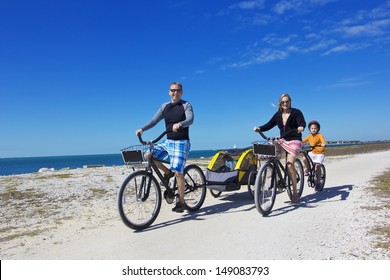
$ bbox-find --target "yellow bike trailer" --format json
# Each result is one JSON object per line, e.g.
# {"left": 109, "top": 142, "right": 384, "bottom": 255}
{"left": 205, "top": 147, "right": 258, "bottom": 198}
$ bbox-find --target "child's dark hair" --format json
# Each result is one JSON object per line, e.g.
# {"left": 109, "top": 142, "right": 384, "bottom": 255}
{"left": 308, "top": 120, "right": 320, "bottom": 131}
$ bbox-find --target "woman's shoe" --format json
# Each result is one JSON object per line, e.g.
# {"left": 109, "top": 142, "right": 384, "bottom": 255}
{"left": 315, "top": 183, "right": 322, "bottom": 191}
{"left": 291, "top": 195, "right": 300, "bottom": 204}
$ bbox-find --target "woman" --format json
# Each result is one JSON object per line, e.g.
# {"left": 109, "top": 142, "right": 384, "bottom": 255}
{"left": 254, "top": 93, "right": 306, "bottom": 202}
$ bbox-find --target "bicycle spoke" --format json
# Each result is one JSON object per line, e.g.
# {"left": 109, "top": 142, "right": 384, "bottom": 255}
{"left": 117, "top": 171, "right": 161, "bottom": 230}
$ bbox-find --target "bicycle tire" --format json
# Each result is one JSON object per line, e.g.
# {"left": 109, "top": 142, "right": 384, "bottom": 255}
{"left": 247, "top": 169, "right": 257, "bottom": 199}
{"left": 254, "top": 162, "right": 277, "bottom": 216}
{"left": 117, "top": 170, "right": 162, "bottom": 230}
{"left": 307, "top": 170, "right": 316, "bottom": 188}
{"left": 182, "top": 164, "right": 206, "bottom": 211}
{"left": 210, "top": 189, "right": 222, "bottom": 198}
{"left": 286, "top": 158, "right": 304, "bottom": 200}
{"left": 315, "top": 164, "right": 326, "bottom": 191}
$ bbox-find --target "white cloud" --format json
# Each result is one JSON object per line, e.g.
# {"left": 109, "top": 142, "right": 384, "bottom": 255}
{"left": 273, "top": 0, "right": 337, "bottom": 15}
{"left": 321, "top": 77, "right": 371, "bottom": 89}
{"left": 321, "top": 42, "right": 370, "bottom": 56}
{"left": 321, "top": 44, "right": 350, "bottom": 55}
{"left": 228, "top": 48, "right": 289, "bottom": 68}
{"left": 229, "top": 0, "right": 265, "bottom": 10}
{"left": 336, "top": 19, "right": 390, "bottom": 37}
{"left": 273, "top": 0, "right": 296, "bottom": 14}
{"left": 263, "top": 33, "right": 298, "bottom": 45}
{"left": 216, "top": 0, "right": 390, "bottom": 70}
{"left": 301, "top": 39, "right": 337, "bottom": 53}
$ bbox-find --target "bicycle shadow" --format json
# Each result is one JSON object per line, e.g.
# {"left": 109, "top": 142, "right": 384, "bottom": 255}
{"left": 135, "top": 191, "right": 256, "bottom": 233}
{"left": 268, "top": 184, "right": 354, "bottom": 217}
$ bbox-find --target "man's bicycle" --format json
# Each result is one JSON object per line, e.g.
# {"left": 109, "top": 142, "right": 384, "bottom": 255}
{"left": 252, "top": 130, "right": 304, "bottom": 216}
{"left": 300, "top": 145, "right": 326, "bottom": 191}
{"left": 117, "top": 131, "right": 206, "bottom": 230}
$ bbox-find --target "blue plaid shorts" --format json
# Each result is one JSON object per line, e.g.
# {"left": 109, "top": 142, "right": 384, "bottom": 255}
{"left": 151, "top": 139, "right": 191, "bottom": 173}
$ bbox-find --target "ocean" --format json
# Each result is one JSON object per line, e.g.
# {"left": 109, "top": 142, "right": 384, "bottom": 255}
{"left": 0, "top": 150, "right": 217, "bottom": 176}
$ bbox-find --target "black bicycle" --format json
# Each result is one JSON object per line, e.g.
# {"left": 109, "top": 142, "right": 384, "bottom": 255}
{"left": 300, "top": 145, "right": 326, "bottom": 191}
{"left": 117, "top": 131, "right": 207, "bottom": 230}
{"left": 252, "top": 130, "right": 304, "bottom": 216}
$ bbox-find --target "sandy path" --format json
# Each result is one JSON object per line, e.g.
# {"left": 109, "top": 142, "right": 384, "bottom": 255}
{"left": 1, "top": 151, "right": 390, "bottom": 260}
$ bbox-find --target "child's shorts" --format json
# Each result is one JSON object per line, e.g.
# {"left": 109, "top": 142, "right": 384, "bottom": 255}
{"left": 308, "top": 152, "right": 325, "bottom": 164}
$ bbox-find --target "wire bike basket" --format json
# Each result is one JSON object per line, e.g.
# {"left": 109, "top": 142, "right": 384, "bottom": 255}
{"left": 252, "top": 141, "right": 277, "bottom": 160}
{"left": 121, "top": 144, "right": 149, "bottom": 168}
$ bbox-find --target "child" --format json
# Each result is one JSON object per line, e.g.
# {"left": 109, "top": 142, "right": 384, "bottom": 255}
{"left": 222, "top": 154, "right": 235, "bottom": 171}
{"left": 302, "top": 120, "right": 326, "bottom": 190}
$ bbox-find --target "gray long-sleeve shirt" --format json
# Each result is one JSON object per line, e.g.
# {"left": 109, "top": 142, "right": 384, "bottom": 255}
{"left": 141, "top": 99, "right": 194, "bottom": 140}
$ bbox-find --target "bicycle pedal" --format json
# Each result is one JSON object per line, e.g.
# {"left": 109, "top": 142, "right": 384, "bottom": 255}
{"left": 163, "top": 190, "right": 175, "bottom": 204}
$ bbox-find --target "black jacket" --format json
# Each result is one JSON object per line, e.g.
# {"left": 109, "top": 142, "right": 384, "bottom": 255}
{"left": 259, "top": 108, "right": 306, "bottom": 141}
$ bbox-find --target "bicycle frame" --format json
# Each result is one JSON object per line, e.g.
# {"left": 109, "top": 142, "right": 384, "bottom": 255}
{"left": 146, "top": 157, "right": 177, "bottom": 198}
{"left": 137, "top": 130, "right": 201, "bottom": 200}
{"left": 254, "top": 129, "right": 305, "bottom": 202}
{"left": 300, "top": 146, "right": 326, "bottom": 191}
{"left": 118, "top": 130, "right": 207, "bottom": 230}
{"left": 137, "top": 130, "right": 178, "bottom": 200}
{"left": 301, "top": 149, "right": 316, "bottom": 172}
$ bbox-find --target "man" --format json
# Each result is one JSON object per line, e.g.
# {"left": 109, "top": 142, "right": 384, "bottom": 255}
{"left": 135, "top": 82, "right": 194, "bottom": 212}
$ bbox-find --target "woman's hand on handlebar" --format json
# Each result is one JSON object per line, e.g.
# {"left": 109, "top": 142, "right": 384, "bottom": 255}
{"left": 297, "top": 126, "right": 304, "bottom": 133}
{"left": 253, "top": 126, "right": 261, "bottom": 133}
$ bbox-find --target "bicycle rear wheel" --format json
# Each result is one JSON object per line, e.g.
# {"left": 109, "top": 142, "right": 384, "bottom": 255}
{"left": 182, "top": 164, "right": 206, "bottom": 211}
{"left": 117, "top": 170, "right": 162, "bottom": 230}
{"left": 286, "top": 158, "right": 304, "bottom": 200}
{"left": 254, "top": 162, "right": 277, "bottom": 216}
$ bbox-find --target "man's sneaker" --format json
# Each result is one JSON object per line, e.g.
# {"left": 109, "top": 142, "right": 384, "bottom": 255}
{"left": 160, "top": 170, "right": 175, "bottom": 186}
{"left": 172, "top": 201, "right": 186, "bottom": 213}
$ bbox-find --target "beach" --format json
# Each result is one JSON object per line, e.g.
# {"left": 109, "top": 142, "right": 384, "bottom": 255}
{"left": 1, "top": 150, "right": 390, "bottom": 260}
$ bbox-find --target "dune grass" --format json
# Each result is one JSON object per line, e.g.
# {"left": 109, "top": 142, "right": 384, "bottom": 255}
{"left": 368, "top": 167, "right": 390, "bottom": 250}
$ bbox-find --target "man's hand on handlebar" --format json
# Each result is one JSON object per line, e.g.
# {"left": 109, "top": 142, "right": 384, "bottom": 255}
{"left": 135, "top": 129, "right": 143, "bottom": 136}
{"left": 172, "top": 123, "right": 182, "bottom": 132}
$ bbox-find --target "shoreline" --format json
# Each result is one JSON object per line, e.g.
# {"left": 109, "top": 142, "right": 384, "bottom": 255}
{"left": 0, "top": 142, "right": 390, "bottom": 178}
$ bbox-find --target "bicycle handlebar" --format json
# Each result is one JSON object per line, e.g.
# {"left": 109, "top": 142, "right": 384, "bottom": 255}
{"left": 302, "top": 144, "right": 325, "bottom": 151}
{"left": 137, "top": 130, "right": 171, "bottom": 145}
{"left": 255, "top": 128, "right": 298, "bottom": 141}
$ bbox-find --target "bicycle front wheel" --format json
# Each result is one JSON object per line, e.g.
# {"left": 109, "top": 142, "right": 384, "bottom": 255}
{"left": 254, "top": 162, "right": 277, "bottom": 216}
{"left": 286, "top": 158, "right": 304, "bottom": 200}
{"left": 315, "top": 164, "right": 326, "bottom": 191}
{"left": 183, "top": 164, "right": 206, "bottom": 211}
{"left": 117, "top": 170, "right": 162, "bottom": 230}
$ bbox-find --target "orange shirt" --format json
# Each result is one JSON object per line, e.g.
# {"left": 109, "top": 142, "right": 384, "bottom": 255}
{"left": 302, "top": 133, "right": 326, "bottom": 154}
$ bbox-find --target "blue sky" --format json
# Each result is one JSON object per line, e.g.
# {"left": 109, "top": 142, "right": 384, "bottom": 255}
{"left": 1, "top": 0, "right": 390, "bottom": 158}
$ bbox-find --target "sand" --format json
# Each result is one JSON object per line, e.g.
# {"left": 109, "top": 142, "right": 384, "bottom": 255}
{"left": 1, "top": 151, "right": 390, "bottom": 260}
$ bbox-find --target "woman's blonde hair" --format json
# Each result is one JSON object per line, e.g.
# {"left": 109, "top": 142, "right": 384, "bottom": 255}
{"left": 278, "top": 93, "right": 291, "bottom": 112}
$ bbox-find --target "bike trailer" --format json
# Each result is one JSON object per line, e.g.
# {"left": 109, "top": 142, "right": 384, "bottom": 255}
{"left": 205, "top": 148, "right": 257, "bottom": 192}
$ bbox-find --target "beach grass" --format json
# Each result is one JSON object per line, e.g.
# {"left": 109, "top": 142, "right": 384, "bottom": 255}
{"left": 324, "top": 142, "right": 390, "bottom": 157}
{"left": 367, "top": 168, "right": 390, "bottom": 250}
